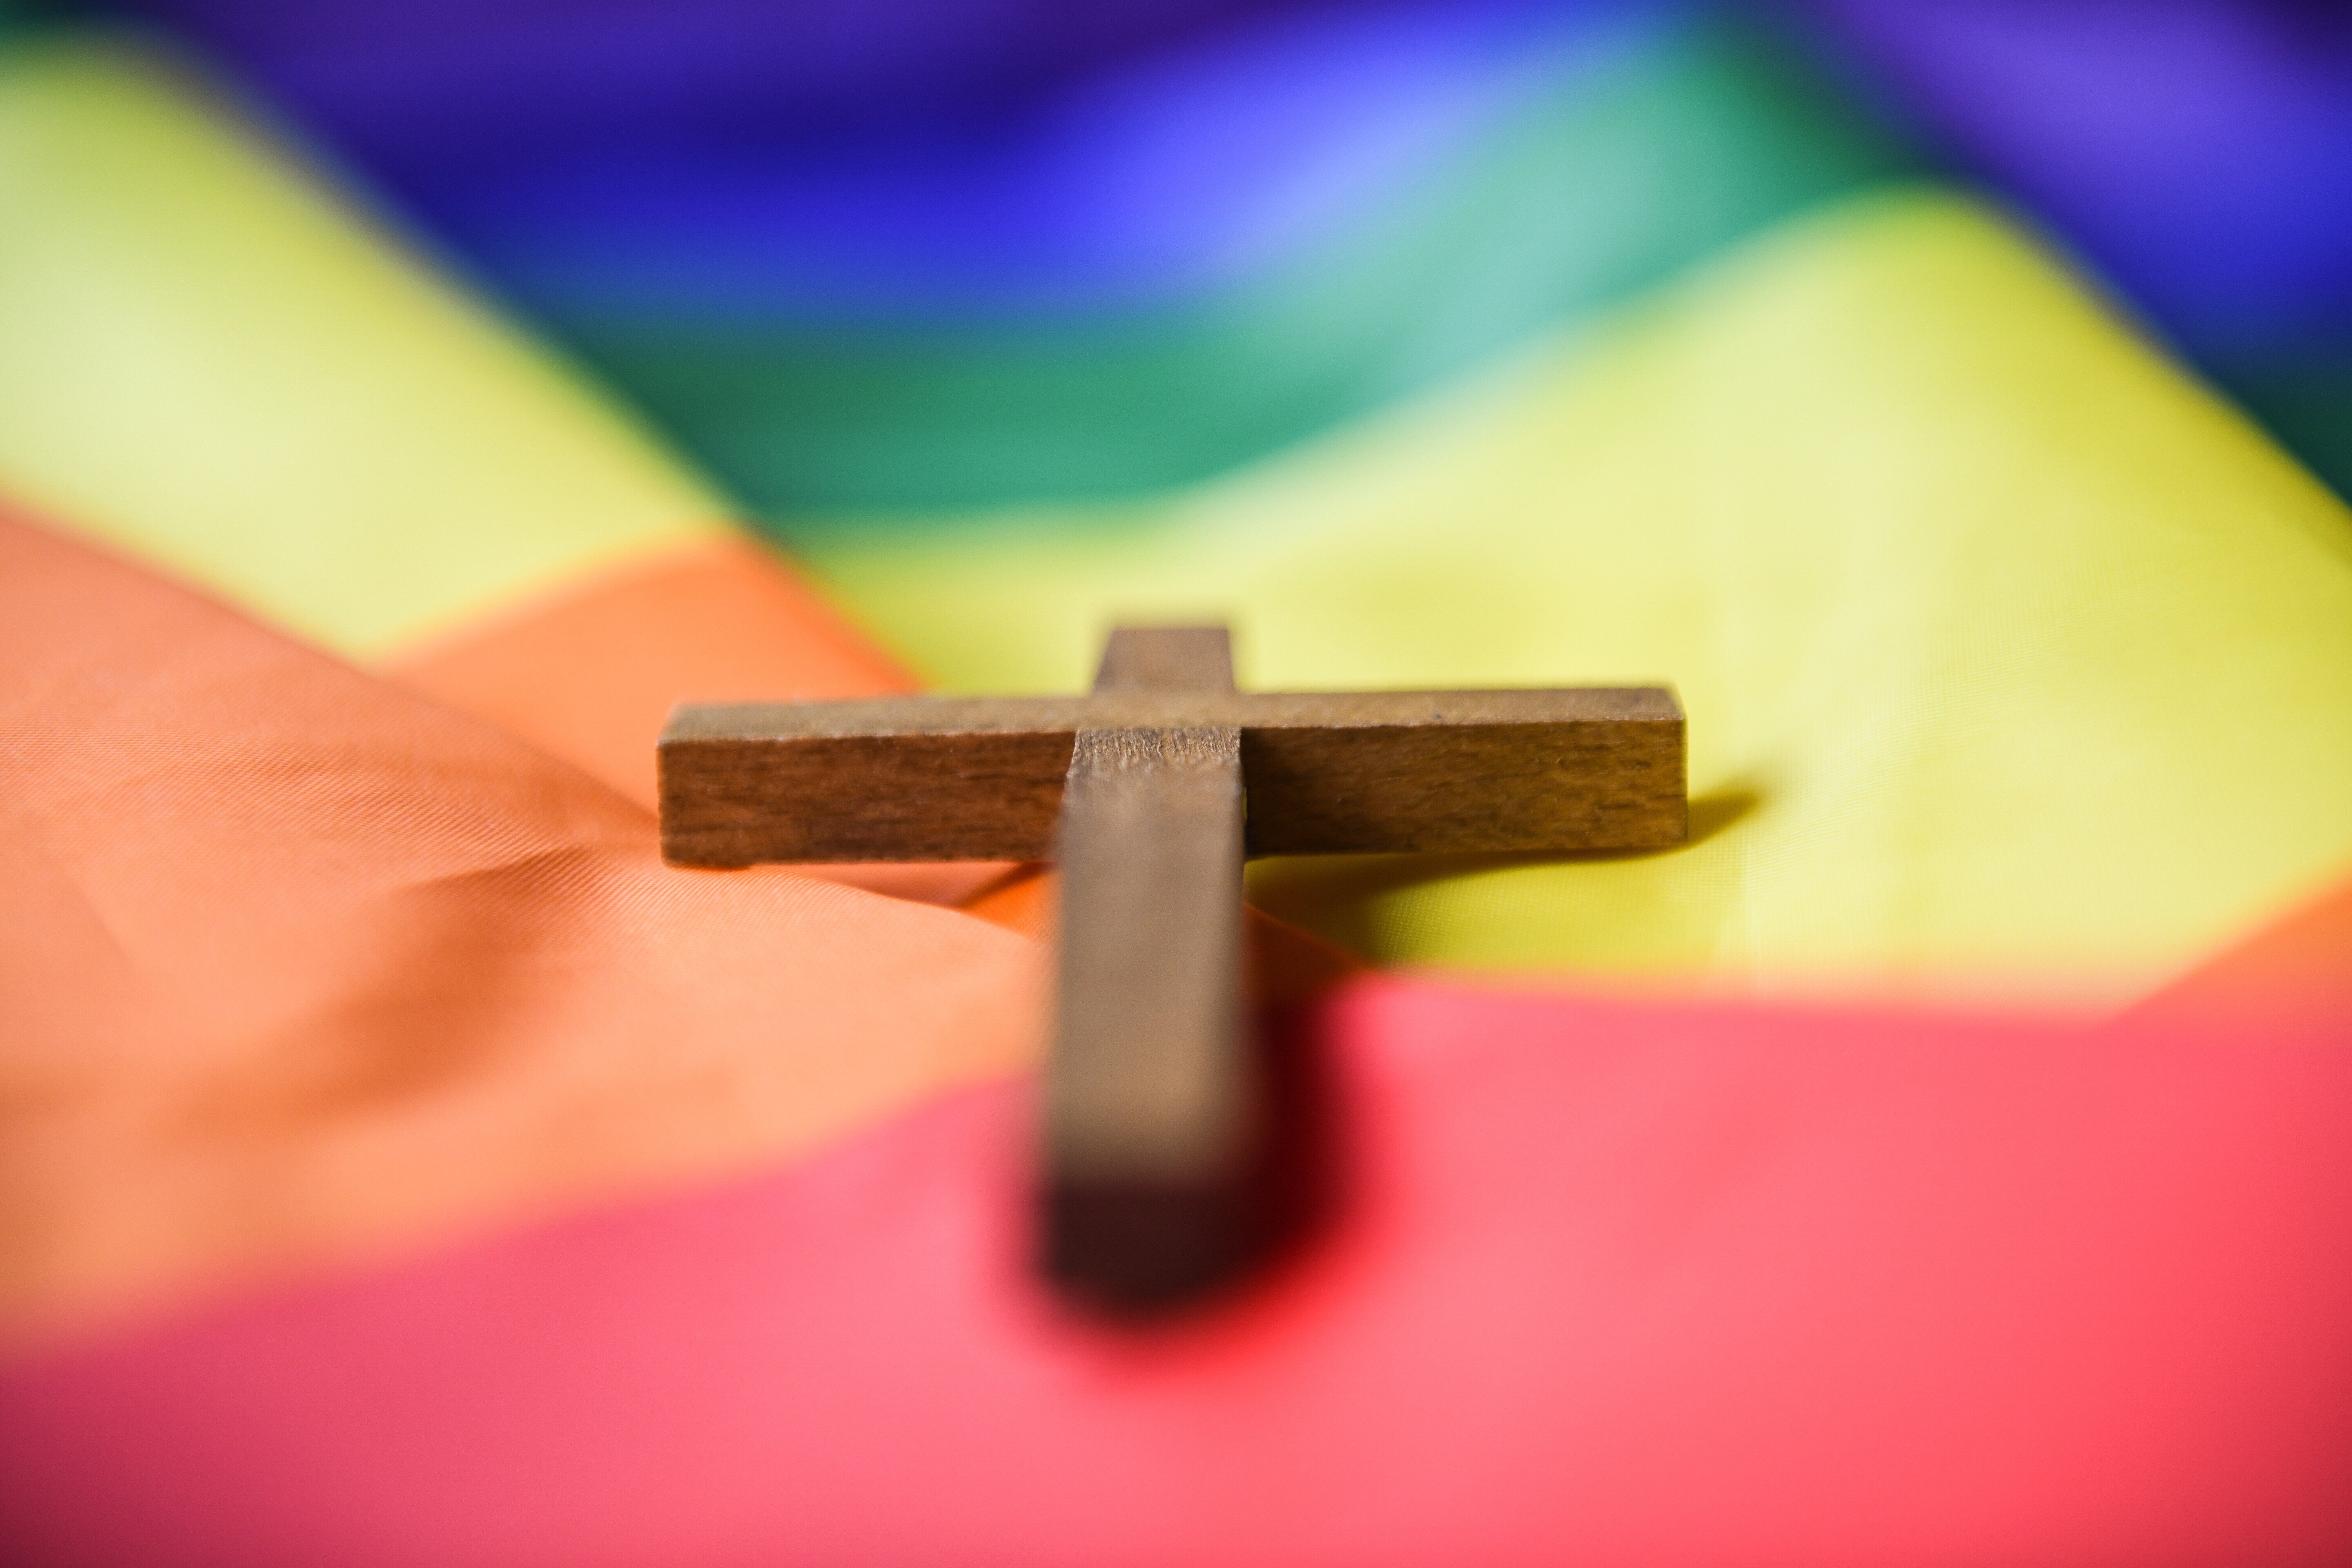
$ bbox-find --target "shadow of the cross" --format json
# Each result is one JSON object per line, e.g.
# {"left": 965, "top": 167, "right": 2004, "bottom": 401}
{"left": 1243, "top": 787, "right": 1760, "bottom": 959}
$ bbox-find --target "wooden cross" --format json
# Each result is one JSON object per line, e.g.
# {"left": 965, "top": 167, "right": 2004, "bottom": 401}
{"left": 659, "top": 626, "right": 1684, "bottom": 1309}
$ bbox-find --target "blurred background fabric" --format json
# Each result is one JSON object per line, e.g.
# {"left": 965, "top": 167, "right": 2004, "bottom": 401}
{"left": 2, "top": 3, "right": 2350, "bottom": 1563}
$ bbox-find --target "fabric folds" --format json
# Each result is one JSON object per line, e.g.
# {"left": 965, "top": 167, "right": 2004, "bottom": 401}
{"left": 0, "top": 508, "right": 1043, "bottom": 1345}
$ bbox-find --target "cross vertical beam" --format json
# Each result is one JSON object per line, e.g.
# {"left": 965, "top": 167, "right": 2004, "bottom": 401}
{"left": 1046, "top": 629, "right": 1256, "bottom": 1308}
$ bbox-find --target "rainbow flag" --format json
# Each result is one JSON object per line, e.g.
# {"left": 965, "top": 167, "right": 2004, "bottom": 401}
{"left": 3, "top": 3, "right": 2350, "bottom": 1561}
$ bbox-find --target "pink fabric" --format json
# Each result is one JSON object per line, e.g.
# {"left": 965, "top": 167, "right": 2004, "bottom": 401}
{"left": 4, "top": 970, "right": 2348, "bottom": 1566}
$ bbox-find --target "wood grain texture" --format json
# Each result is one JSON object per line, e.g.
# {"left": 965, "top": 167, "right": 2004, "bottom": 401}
{"left": 1047, "top": 723, "right": 1249, "bottom": 1182}
{"left": 659, "top": 688, "right": 1684, "bottom": 866}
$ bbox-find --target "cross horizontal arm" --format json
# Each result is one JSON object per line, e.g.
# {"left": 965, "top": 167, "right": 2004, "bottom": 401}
{"left": 660, "top": 687, "right": 1684, "bottom": 865}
